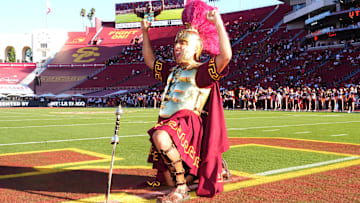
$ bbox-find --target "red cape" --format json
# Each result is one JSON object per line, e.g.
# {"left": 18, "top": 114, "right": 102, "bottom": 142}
{"left": 197, "top": 81, "right": 229, "bottom": 197}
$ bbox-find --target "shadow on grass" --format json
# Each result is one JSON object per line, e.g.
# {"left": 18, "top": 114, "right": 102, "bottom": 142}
{"left": 0, "top": 165, "right": 161, "bottom": 202}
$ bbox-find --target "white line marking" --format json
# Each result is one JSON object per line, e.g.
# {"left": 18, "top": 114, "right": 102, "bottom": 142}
{"left": 255, "top": 156, "right": 359, "bottom": 176}
{"left": 262, "top": 129, "right": 280, "bottom": 132}
{"left": 0, "top": 121, "right": 155, "bottom": 129}
{"left": 228, "top": 121, "right": 360, "bottom": 131}
{"left": 0, "top": 123, "right": 114, "bottom": 129}
{"left": 227, "top": 117, "right": 287, "bottom": 120}
{"left": 0, "top": 118, "right": 93, "bottom": 122}
{"left": 295, "top": 131, "right": 311, "bottom": 134}
{"left": 331, "top": 134, "right": 348, "bottom": 137}
{"left": 0, "top": 135, "right": 148, "bottom": 146}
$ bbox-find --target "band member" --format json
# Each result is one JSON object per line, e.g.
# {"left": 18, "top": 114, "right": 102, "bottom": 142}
{"left": 133, "top": 0, "right": 164, "bottom": 22}
{"left": 251, "top": 88, "right": 258, "bottom": 111}
{"left": 348, "top": 86, "right": 356, "bottom": 113}
{"left": 311, "top": 89, "right": 317, "bottom": 111}
{"left": 140, "top": 0, "right": 232, "bottom": 201}
{"left": 325, "top": 89, "right": 331, "bottom": 111}
{"left": 331, "top": 88, "right": 337, "bottom": 112}
{"left": 275, "top": 90, "right": 282, "bottom": 111}
{"left": 338, "top": 88, "right": 345, "bottom": 112}
{"left": 289, "top": 88, "right": 295, "bottom": 111}
{"left": 284, "top": 87, "right": 289, "bottom": 111}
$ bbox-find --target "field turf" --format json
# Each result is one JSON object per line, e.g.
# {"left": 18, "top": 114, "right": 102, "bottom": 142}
{"left": 0, "top": 108, "right": 359, "bottom": 202}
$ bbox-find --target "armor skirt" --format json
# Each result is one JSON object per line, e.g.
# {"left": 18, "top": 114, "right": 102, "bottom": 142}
{"left": 147, "top": 109, "right": 204, "bottom": 182}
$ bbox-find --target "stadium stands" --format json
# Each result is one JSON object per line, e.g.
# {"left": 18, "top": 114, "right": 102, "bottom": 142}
{"left": 0, "top": 63, "right": 36, "bottom": 85}
{"left": 27, "top": 3, "right": 358, "bottom": 102}
{"left": 32, "top": 65, "right": 102, "bottom": 94}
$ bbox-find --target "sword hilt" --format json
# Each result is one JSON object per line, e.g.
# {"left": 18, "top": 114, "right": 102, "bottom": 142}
{"left": 111, "top": 105, "right": 122, "bottom": 145}
{"left": 115, "top": 104, "right": 123, "bottom": 116}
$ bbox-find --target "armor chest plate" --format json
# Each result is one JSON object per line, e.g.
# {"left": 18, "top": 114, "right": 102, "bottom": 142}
{"left": 159, "top": 67, "right": 211, "bottom": 118}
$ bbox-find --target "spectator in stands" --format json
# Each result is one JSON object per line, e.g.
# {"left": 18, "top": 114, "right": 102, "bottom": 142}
{"left": 140, "top": 0, "right": 232, "bottom": 202}
{"left": 133, "top": 0, "right": 164, "bottom": 22}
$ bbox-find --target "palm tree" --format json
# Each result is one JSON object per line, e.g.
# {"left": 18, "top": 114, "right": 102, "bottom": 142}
{"left": 87, "top": 8, "right": 96, "bottom": 27}
{"left": 8, "top": 48, "right": 16, "bottom": 62}
{"left": 80, "top": 8, "right": 86, "bottom": 30}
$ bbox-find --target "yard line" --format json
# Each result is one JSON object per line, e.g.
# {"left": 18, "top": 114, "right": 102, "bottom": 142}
{"left": 0, "top": 121, "right": 155, "bottom": 129}
{"left": 0, "top": 123, "right": 114, "bottom": 129}
{"left": 227, "top": 116, "right": 288, "bottom": 120}
{"left": 228, "top": 120, "right": 360, "bottom": 131}
{"left": 262, "top": 129, "right": 280, "bottom": 132}
{"left": 0, "top": 115, "right": 57, "bottom": 118}
{"left": 293, "top": 114, "right": 342, "bottom": 117}
{"left": 294, "top": 131, "right": 311, "bottom": 134}
{"left": 121, "top": 121, "right": 154, "bottom": 123}
{"left": 255, "top": 156, "right": 359, "bottom": 176}
{"left": 0, "top": 134, "right": 148, "bottom": 146}
{"left": 331, "top": 134, "right": 348, "bottom": 137}
{"left": 0, "top": 118, "right": 93, "bottom": 122}
{"left": 0, "top": 117, "right": 154, "bottom": 122}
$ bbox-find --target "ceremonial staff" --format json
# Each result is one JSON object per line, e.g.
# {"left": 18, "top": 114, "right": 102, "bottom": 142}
{"left": 106, "top": 105, "right": 123, "bottom": 203}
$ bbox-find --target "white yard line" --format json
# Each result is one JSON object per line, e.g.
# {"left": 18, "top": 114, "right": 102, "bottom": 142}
{"left": 0, "top": 118, "right": 92, "bottom": 122}
{"left": 228, "top": 120, "right": 360, "bottom": 131}
{"left": 294, "top": 131, "right": 311, "bottom": 134}
{"left": 0, "top": 115, "right": 57, "bottom": 118}
{"left": 227, "top": 116, "right": 288, "bottom": 120}
{"left": 0, "top": 121, "right": 155, "bottom": 129}
{"left": 0, "top": 134, "right": 148, "bottom": 146}
{"left": 255, "top": 156, "right": 359, "bottom": 176}
{"left": 0, "top": 123, "right": 114, "bottom": 129}
{"left": 262, "top": 129, "right": 280, "bottom": 132}
{"left": 331, "top": 134, "right": 348, "bottom": 137}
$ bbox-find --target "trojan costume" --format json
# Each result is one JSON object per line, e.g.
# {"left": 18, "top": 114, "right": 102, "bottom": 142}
{"left": 147, "top": 0, "right": 230, "bottom": 198}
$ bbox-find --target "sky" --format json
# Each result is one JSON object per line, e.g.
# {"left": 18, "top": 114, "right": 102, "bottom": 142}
{"left": 0, "top": 0, "right": 282, "bottom": 34}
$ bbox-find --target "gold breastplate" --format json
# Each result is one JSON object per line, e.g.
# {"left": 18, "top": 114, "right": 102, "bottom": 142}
{"left": 159, "top": 67, "right": 211, "bottom": 118}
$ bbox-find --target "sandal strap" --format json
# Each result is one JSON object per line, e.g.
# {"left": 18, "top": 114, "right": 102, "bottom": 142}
{"left": 175, "top": 181, "right": 186, "bottom": 186}
{"left": 171, "top": 169, "right": 185, "bottom": 176}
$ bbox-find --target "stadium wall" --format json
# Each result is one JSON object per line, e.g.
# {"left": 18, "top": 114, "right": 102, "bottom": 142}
{"left": 0, "top": 29, "right": 67, "bottom": 65}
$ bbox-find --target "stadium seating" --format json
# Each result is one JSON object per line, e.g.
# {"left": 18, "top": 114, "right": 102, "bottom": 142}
{"left": 32, "top": 65, "right": 102, "bottom": 94}
{"left": 33, "top": 4, "right": 359, "bottom": 96}
{"left": 72, "top": 64, "right": 154, "bottom": 90}
{"left": 0, "top": 63, "right": 36, "bottom": 85}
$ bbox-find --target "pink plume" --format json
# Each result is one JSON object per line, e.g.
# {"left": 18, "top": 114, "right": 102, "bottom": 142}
{"left": 182, "top": 0, "right": 220, "bottom": 55}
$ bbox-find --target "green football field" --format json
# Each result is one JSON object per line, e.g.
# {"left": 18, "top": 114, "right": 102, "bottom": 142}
{"left": 1, "top": 107, "right": 359, "bottom": 202}
{"left": 0, "top": 107, "right": 359, "bottom": 172}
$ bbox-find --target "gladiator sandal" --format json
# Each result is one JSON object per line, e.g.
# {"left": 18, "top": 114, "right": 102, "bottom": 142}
{"left": 157, "top": 144, "right": 190, "bottom": 203}
{"left": 222, "top": 158, "right": 231, "bottom": 181}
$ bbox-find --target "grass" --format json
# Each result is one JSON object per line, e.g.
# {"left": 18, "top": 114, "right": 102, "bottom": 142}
{"left": 0, "top": 107, "right": 359, "bottom": 172}
{"left": 225, "top": 145, "right": 349, "bottom": 174}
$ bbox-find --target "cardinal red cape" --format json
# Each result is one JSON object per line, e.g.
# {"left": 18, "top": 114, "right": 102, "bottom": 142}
{"left": 197, "top": 71, "right": 229, "bottom": 197}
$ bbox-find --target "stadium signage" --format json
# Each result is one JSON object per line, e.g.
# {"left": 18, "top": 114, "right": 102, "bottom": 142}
{"left": 72, "top": 47, "right": 100, "bottom": 63}
{"left": 109, "top": 30, "right": 139, "bottom": 39}
{"left": 0, "top": 101, "right": 29, "bottom": 107}
{"left": 305, "top": 11, "right": 330, "bottom": 25}
{"left": 116, "top": 22, "right": 141, "bottom": 29}
{"left": 349, "top": 9, "right": 360, "bottom": 19}
{"left": 48, "top": 101, "right": 86, "bottom": 107}
{"left": 115, "top": 19, "right": 182, "bottom": 29}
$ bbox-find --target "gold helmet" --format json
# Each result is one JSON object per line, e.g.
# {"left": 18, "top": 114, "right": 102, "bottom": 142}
{"left": 174, "top": 25, "right": 203, "bottom": 63}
